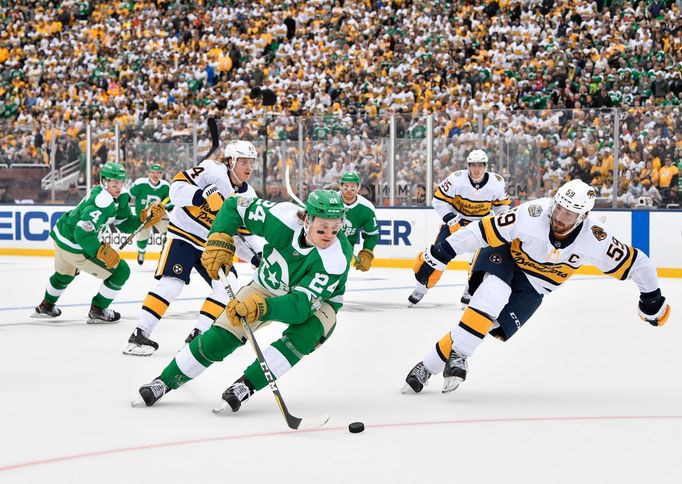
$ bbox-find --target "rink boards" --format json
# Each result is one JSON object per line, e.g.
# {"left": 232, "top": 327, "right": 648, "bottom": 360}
{"left": 0, "top": 205, "right": 680, "bottom": 276}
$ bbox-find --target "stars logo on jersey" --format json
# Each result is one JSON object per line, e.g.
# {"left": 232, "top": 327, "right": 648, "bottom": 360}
{"left": 527, "top": 204, "right": 543, "bottom": 217}
{"left": 591, "top": 226, "right": 607, "bottom": 241}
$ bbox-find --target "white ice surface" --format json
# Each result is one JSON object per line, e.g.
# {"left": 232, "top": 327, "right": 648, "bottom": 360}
{"left": 0, "top": 256, "right": 681, "bottom": 483}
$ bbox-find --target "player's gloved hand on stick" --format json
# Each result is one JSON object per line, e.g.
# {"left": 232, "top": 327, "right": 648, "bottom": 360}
{"left": 354, "top": 249, "right": 374, "bottom": 272}
{"left": 227, "top": 292, "right": 267, "bottom": 326}
{"left": 413, "top": 243, "right": 456, "bottom": 288}
{"left": 250, "top": 251, "right": 263, "bottom": 268}
{"left": 141, "top": 202, "right": 165, "bottom": 228}
{"left": 638, "top": 288, "right": 671, "bottom": 326}
{"left": 201, "top": 233, "right": 235, "bottom": 280}
{"left": 443, "top": 212, "right": 462, "bottom": 234}
{"left": 192, "top": 184, "right": 223, "bottom": 212}
{"left": 96, "top": 243, "right": 120, "bottom": 269}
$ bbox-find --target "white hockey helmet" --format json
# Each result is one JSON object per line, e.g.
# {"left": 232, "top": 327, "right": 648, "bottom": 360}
{"left": 467, "top": 149, "right": 489, "bottom": 165}
{"left": 551, "top": 179, "right": 596, "bottom": 233}
{"left": 223, "top": 140, "right": 257, "bottom": 169}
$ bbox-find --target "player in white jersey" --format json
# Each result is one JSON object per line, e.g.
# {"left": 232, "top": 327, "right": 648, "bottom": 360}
{"left": 123, "top": 140, "right": 263, "bottom": 356}
{"left": 408, "top": 149, "right": 510, "bottom": 306}
{"left": 402, "top": 179, "right": 671, "bottom": 394}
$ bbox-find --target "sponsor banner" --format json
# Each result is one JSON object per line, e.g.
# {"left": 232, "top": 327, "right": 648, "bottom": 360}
{"left": 0, "top": 205, "right": 680, "bottom": 271}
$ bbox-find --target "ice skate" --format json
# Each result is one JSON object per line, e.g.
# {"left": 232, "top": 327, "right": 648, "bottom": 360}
{"left": 442, "top": 349, "right": 468, "bottom": 393}
{"left": 408, "top": 282, "right": 428, "bottom": 307}
{"left": 87, "top": 305, "right": 121, "bottom": 324}
{"left": 132, "top": 378, "right": 169, "bottom": 407}
{"left": 401, "top": 362, "right": 432, "bottom": 394}
{"left": 212, "top": 380, "right": 254, "bottom": 414}
{"left": 31, "top": 301, "right": 62, "bottom": 319}
{"left": 123, "top": 328, "right": 159, "bottom": 356}
{"left": 184, "top": 328, "right": 201, "bottom": 344}
{"left": 460, "top": 288, "right": 471, "bottom": 309}
{"left": 137, "top": 252, "right": 145, "bottom": 265}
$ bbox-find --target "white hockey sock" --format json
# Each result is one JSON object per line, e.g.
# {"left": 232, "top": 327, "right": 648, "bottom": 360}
{"left": 138, "top": 277, "right": 184, "bottom": 335}
{"left": 194, "top": 273, "right": 231, "bottom": 332}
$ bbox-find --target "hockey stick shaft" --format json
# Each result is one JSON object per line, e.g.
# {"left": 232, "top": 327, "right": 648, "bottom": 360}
{"left": 218, "top": 270, "right": 329, "bottom": 430}
{"left": 119, "top": 196, "right": 170, "bottom": 250}
{"left": 284, "top": 165, "right": 305, "bottom": 207}
{"left": 199, "top": 117, "right": 220, "bottom": 162}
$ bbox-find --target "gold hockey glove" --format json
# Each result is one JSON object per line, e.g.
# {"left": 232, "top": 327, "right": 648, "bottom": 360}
{"left": 141, "top": 202, "right": 165, "bottom": 228}
{"left": 96, "top": 243, "right": 120, "bottom": 269}
{"left": 227, "top": 292, "right": 267, "bottom": 326}
{"left": 201, "top": 233, "right": 236, "bottom": 280}
{"left": 354, "top": 248, "right": 374, "bottom": 272}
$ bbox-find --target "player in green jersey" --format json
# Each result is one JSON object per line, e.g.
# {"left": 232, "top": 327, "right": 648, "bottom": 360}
{"left": 338, "top": 171, "right": 378, "bottom": 272}
{"left": 134, "top": 190, "right": 353, "bottom": 412}
{"left": 32, "top": 162, "right": 164, "bottom": 323}
{"left": 129, "top": 163, "right": 173, "bottom": 265}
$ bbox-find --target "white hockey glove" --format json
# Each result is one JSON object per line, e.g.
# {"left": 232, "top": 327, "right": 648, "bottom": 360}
{"left": 638, "top": 289, "right": 671, "bottom": 327}
{"left": 443, "top": 212, "right": 463, "bottom": 234}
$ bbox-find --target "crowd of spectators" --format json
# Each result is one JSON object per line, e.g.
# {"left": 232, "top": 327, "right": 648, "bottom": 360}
{"left": 0, "top": 0, "right": 680, "bottom": 206}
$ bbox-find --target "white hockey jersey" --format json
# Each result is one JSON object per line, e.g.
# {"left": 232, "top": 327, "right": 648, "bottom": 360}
{"left": 167, "top": 160, "right": 260, "bottom": 259}
{"left": 444, "top": 198, "right": 659, "bottom": 296}
{"left": 433, "top": 171, "right": 510, "bottom": 226}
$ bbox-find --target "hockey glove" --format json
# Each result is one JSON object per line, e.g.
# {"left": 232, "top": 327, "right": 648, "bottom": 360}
{"left": 96, "top": 243, "right": 120, "bottom": 269}
{"left": 227, "top": 292, "right": 267, "bottom": 326}
{"left": 197, "top": 184, "right": 224, "bottom": 212}
{"left": 413, "top": 243, "right": 456, "bottom": 288}
{"left": 638, "top": 289, "right": 671, "bottom": 327}
{"left": 201, "top": 233, "right": 236, "bottom": 280}
{"left": 250, "top": 251, "right": 263, "bottom": 268}
{"left": 141, "top": 202, "right": 165, "bottom": 228}
{"left": 354, "top": 248, "right": 374, "bottom": 272}
{"left": 443, "top": 212, "right": 463, "bottom": 234}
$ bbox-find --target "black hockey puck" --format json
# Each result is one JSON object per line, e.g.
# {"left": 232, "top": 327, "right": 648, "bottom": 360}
{"left": 348, "top": 422, "right": 365, "bottom": 433}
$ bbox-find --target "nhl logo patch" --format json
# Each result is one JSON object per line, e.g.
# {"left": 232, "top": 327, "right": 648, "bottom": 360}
{"left": 489, "top": 254, "right": 502, "bottom": 264}
{"left": 172, "top": 264, "right": 183, "bottom": 274}
{"left": 237, "top": 196, "right": 254, "bottom": 207}
{"left": 527, "top": 204, "right": 543, "bottom": 217}
{"left": 591, "top": 225, "right": 607, "bottom": 241}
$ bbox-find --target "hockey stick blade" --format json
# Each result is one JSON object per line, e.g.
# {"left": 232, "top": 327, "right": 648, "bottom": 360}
{"left": 218, "top": 270, "right": 330, "bottom": 430}
{"left": 199, "top": 117, "right": 220, "bottom": 162}
{"left": 284, "top": 165, "right": 305, "bottom": 207}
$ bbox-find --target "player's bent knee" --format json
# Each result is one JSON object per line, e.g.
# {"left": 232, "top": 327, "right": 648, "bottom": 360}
{"left": 194, "top": 326, "right": 242, "bottom": 363}
{"left": 468, "top": 273, "right": 512, "bottom": 320}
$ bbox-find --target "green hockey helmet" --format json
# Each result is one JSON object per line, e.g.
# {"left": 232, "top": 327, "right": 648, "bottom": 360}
{"left": 305, "top": 190, "right": 346, "bottom": 219}
{"left": 340, "top": 170, "right": 361, "bottom": 185}
{"left": 100, "top": 162, "right": 127, "bottom": 181}
{"left": 148, "top": 163, "right": 162, "bottom": 172}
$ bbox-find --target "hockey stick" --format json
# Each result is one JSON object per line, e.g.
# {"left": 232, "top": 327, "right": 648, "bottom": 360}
{"left": 198, "top": 117, "right": 220, "bottom": 163}
{"left": 217, "top": 270, "right": 330, "bottom": 430}
{"left": 235, "top": 232, "right": 262, "bottom": 267}
{"left": 119, "top": 196, "right": 170, "bottom": 250}
{"left": 284, "top": 164, "right": 305, "bottom": 207}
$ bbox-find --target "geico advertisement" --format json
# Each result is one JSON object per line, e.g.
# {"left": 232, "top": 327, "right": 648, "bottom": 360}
{"left": 0, "top": 205, "right": 430, "bottom": 253}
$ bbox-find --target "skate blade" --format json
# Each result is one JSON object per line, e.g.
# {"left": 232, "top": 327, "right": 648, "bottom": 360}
{"left": 212, "top": 400, "right": 232, "bottom": 414}
{"left": 442, "top": 376, "right": 463, "bottom": 394}
{"left": 131, "top": 396, "right": 146, "bottom": 407}
{"left": 122, "top": 344, "right": 156, "bottom": 357}
{"left": 87, "top": 318, "right": 120, "bottom": 324}
{"left": 401, "top": 383, "right": 417, "bottom": 394}
{"left": 30, "top": 313, "right": 57, "bottom": 319}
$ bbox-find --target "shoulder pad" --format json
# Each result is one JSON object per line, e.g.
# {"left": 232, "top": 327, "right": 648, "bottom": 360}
{"left": 357, "top": 195, "right": 376, "bottom": 210}
{"left": 95, "top": 189, "right": 114, "bottom": 209}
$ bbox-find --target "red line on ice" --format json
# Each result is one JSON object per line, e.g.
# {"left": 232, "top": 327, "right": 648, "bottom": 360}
{"left": 2, "top": 414, "right": 681, "bottom": 472}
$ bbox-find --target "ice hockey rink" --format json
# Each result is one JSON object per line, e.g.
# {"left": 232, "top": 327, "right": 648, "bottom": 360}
{"left": 1, "top": 256, "right": 681, "bottom": 483}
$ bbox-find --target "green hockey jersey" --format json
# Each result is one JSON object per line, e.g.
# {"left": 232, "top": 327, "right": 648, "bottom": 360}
{"left": 210, "top": 197, "right": 353, "bottom": 324}
{"left": 129, "top": 177, "right": 173, "bottom": 215}
{"left": 51, "top": 186, "right": 141, "bottom": 257}
{"left": 340, "top": 194, "right": 378, "bottom": 250}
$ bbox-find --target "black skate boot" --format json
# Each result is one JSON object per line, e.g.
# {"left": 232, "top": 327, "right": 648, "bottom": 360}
{"left": 213, "top": 377, "right": 255, "bottom": 414}
{"left": 184, "top": 328, "right": 202, "bottom": 344}
{"left": 123, "top": 328, "right": 159, "bottom": 356}
{"left": 442, "top": 349, "right": 468, "bottom": 393}
{"left": 135, "top": 378, "right": 169, "bottom": 407}
{"left": 408, "top": 282, "right": 428, "bottom": 306}
{"left": 137, "top": 252, "right": 145, "bottom": 265}
{"left": 32, "top": 300, "right": 62, "bottom": 319}
{"left": 87, "top": 305, "right": 121, "bottom": 324}
{"left": 401, "top": 362, "right": 432, "bottom": 394}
